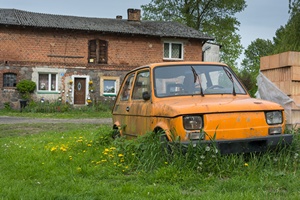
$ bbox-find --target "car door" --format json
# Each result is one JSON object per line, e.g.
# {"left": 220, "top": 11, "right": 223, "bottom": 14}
{"left": 129, "top": 69, "right": 151, "bottom": 136}
{"left": 112, "top": 72, "right": 135, "bottom": 136}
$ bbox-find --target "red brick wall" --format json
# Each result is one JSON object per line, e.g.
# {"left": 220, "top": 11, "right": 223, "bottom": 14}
{"left": 0, "top": 26, "right": 203, "bottom": 69}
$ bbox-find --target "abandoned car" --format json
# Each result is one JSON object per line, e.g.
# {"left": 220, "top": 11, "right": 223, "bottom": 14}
{"left": 112, "top": 62, "right": 293, "bottom": 154}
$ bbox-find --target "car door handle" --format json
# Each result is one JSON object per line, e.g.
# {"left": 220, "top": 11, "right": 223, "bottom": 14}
{"left": 126, "top": 106, "right": 130, "bottom": 112}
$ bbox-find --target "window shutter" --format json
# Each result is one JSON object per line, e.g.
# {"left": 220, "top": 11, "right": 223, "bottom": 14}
{"left": 99, "top": 40, "right": 108, "bottom": 64}
{"left": 88, "top": 40, "right": 97, "bottom": 63}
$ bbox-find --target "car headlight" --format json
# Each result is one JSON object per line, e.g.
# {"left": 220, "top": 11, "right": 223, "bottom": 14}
{"left": 265, "top": 111, "right": 283, "bottom": 125}
{"left": 183, "top": 116, "right": 203, "bottom": 130}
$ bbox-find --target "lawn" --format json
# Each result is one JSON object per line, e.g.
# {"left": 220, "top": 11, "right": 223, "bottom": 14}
{"left": 0, "top": 117, "right": 299, "bottom": 199}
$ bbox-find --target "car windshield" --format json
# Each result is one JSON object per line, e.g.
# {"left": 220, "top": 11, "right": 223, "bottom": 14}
{"left": 154, "top": 64, "right": 246, "bottom": 97}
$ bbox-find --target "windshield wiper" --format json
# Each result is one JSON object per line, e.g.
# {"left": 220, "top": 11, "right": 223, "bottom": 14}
{"left": 224, "top": 67, "right": 236, "bottom": 96}
{"left": 191, "top": 66, "right": 204, "bottom": 96}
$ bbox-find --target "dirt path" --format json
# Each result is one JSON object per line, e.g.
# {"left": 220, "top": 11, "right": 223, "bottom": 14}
{"left": 0, "top": 116, "right": 112, "bottom": 124}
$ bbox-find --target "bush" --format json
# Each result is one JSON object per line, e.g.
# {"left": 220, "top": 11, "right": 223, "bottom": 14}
{"left": 16, "top": 80, "right": 36, "bottom": 100}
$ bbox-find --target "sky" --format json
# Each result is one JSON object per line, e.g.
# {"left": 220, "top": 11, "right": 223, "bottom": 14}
{"left": 0, "top": 0, "right": 290, "bottom": 63}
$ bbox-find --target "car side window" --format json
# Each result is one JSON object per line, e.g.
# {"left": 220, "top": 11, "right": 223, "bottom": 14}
{"left": 120, "top": 73, "right": 135, "bottom": 101}
{"left": 132, "top": 70, "right": 150, "bottom": 100}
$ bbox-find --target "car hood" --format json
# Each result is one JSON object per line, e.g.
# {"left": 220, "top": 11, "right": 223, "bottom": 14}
{"left": 151, "top": 95, "right": 283, "bottom": 117}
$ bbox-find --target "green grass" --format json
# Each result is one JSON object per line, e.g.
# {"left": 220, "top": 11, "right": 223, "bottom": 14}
{"left": 0, "top": 108, "right": 112, "bottom": 118}
{"left": 0, "top": 122, "right": 299, "bottom": 199}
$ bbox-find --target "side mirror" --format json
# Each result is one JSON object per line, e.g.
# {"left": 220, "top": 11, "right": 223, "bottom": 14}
{"left": 142, "top": 91, "right": 151, "bottom": 101}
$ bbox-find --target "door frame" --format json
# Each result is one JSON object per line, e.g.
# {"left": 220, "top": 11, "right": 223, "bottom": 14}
{"left": 71, "top": 75, "right": 90, "bottom": 105}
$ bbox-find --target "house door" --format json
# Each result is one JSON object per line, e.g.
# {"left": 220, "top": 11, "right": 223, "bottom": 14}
{"left": 74, "top": 78, "right": 86, "bottom": 104}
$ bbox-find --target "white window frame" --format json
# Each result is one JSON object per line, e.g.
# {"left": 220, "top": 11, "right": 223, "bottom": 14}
{"left": 103, "top": 80, "right": 117, "bottom": 96}
{"left": 163, "top": 41, "right": 184, "bottom": 60}
{"left": 38, "top": 73, "right": 58, "bottom": 92}
{"left": 100, "top": 76, "right": 120, "bottom": 96}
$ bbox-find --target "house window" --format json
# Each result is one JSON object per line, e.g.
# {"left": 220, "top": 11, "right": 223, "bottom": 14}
{"left": 38, "top": 73, "right": 57, "bottom": 91}
{"left": 88, "top": 39, "right": 108, "bottom": 64}
{"left": 103, "top": 80, "right": 117, "bottom": 96}
{"left": 164, "top": 42, "right": 183, "bottom": 60}
{"left": 3, "top": 73, "right": 17, "bottom": 87}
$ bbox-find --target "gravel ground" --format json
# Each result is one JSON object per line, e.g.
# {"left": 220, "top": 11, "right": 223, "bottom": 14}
{"left": 0, "top": 116, "right": 112, "bottom": 124}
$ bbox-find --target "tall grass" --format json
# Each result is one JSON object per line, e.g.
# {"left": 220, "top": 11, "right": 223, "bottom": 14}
{"left": 0, "top": 123, "right": 299, "bottom": 199}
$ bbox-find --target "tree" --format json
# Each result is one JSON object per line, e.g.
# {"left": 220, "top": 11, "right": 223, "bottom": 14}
{"left": 141, "top": 0, "right": 246, "bottom": 68}
{"left": 238, "top": 1, "right": 299, "bottom": 96}
{"left": 273, "top": 0, "right": 300, "bottom": 53}
{"left": 238, "top": 39, "right": 274, "bottom": 97}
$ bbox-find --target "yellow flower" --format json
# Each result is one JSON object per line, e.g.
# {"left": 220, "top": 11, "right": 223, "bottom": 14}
{"left": 60, "top": 146, "right": 67, "bottom": 152}
{"left": 164, "top": 162, "right": 168, "bottom": 165}
{"left": 244, "top": 163, "right": 249, "bottom": 167}
{"left": 118, "top": 154, "right": 124, "bottom": 157}
{"left": 50, "top": 147, "right": 57, "bottom": 152}
{"left": 89, "top": 80, "right": 93, "bottom": 85}
{"left": 87, "top": 144, "right": 92, "bottom": 147}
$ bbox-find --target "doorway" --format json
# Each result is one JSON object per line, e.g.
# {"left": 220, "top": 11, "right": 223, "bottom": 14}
{"left": 74, "top": 78, "right": 86, "bottom": 105}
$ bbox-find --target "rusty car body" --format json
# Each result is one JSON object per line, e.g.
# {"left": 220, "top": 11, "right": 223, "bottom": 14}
{"left": 112, "top": 62, "right": 293, "bottom": 154}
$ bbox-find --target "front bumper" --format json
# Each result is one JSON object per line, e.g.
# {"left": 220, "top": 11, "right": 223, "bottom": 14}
{"left": 182, "top": 134, "right": 293, "bottom": 154}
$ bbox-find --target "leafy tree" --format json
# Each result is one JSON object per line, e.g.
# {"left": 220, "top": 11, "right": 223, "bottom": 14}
{"left": 238, "top": 39, "right": 274, "bottom": 97}
{"left": 238, "top": 1, "right": 299, "bottom": 96}
{"left": 141, "top": 0, "right": 246, "bottom": 68}
{"left": 273, "top": 0, "right": 300, "bottom": 53}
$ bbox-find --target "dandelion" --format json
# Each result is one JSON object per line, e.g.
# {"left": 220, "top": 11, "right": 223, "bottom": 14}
{"left": 110, "top": 147, "right": 116, "bottom": 150}
{"left": 120, "top": 158, "right": 125, "bottom": 163}
{"left": 244, "top": 163, "right": 249, "bottom": 167}
{"left": 77, "top": 139, "right": 83, "bottom": 143}
{"left": 118, "top": 154, "right": 124, "bottom": 157}
{"left": 69, "top": 156, "right": 73, "bottom": 160}
{"left": 60, "top": 146, "right": 67, "bottom": 152}
{"left": 50, "top": 147, "right": 57, "bottom": 152}
{"left": 164, "top": 162, "right": 168, "bottom": 165}
{"left": 87, "top": 144, "right": 92, "bottom": 147}
{"left": 205, "top": 146, "right": 211, "bottom": 152}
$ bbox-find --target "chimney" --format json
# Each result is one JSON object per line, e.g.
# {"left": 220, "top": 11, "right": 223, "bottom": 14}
{"left": 116, "top": 15, "right": 122, "bottom": 20}
{"left": 127, "top": 9, "right": 141, "bottom": 21}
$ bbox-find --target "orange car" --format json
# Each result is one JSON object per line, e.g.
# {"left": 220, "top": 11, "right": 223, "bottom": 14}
{"left": 112, "top": 62, "right": 293, "bottom": 154}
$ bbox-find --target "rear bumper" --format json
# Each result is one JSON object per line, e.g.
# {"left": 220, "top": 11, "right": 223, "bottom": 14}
{"left": 183, "top": 134, "right": 293, "bottom": 154}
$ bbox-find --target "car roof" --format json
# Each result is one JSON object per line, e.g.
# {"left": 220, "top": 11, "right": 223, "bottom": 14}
{"left": 129, "top": 61, "right": 228, "bottom": 73}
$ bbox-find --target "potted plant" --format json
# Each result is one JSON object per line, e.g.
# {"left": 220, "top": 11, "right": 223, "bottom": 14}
{"left": 16, "top": 79, "right": 36, "bottom": 109}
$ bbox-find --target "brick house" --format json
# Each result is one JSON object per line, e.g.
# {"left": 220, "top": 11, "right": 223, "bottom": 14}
{"left": 0, "top": 8, "right": 213, "bottom": 109}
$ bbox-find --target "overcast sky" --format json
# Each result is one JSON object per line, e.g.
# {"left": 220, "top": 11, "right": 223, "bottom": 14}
{"left": 0, "top": 0, "right": 290, "bottom": 62}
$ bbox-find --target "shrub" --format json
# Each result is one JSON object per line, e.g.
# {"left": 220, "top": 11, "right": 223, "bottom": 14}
{"left": 16, "top": 80, "right": 36, "bottom": 100}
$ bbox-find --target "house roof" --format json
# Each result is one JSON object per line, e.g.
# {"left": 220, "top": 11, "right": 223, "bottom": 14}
{"left": 0, "top": 8, "right": 213, "bottom": 41}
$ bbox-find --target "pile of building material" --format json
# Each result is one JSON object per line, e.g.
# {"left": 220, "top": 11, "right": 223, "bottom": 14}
{"left": 258, "top": 51, "right": 300, "bottom": 128}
